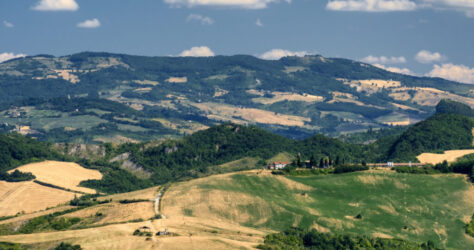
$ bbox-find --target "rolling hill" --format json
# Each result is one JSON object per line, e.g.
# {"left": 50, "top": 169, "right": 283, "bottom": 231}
{"left": 0, "top": 170, "right": 472, "bottom": 249}
{"left": 1, "top": 52, "right": 473, "bottom": 142}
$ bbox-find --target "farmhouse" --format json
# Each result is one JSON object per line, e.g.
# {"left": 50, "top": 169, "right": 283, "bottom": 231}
{"left": 268, "top": 161, "right": 290, "bottom": 170}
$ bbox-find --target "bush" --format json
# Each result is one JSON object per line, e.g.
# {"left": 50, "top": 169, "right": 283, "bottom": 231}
{"left": 333, "top": 165, "right": 369, "bottom": 174}
{"left": 54, "top": 242, "right": 82, "bottom": 250}
{"left": 466, "top": 214, "right": 474, "bottom": 237}
{"left": 258, "top": 227, "right": 440, "bottom": 249}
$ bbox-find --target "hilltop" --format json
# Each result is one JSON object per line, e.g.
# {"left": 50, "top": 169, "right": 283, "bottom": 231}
{"left": 1, "top": 52, "right": 473, "bottom": 142}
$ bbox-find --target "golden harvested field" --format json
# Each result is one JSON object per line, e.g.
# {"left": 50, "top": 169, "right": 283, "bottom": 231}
{"left": 10, "top": 161, "right": 102, "bottom": 194}
{"left": 61, "top": 202, "right": 155, "bottom": 225}
{"left": 0, "top": 181, "right": 76, "bottom": 217}
{"left": 417, "top": 149, "right": 474, "bottom": 165}
{"left": 0, "top": 206, "right": 74, "bottom": 225}
{"left": 250, "top": 90, "right": 323, "bottom": 105}
{"left": 390, "top": 87, "right": 474, "bottom": 107}
{"left": 0, "top": 220, "right": 263, "bottom": 250}
{"left": 98, "top": 186, "right": 159, "bottom": 202}
{"left": 166, "top": 77, "right": 187, "bottom": 83}
{"left": 191, "top": 102, "right": 310, "bottom": 127}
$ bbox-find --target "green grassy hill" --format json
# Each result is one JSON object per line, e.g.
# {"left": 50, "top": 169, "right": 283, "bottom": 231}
{"left": 168, "top": 170, "right": 474, "bottom": 249}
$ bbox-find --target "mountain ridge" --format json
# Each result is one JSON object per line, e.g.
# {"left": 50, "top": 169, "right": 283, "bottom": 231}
{"left": 1, "top": 52, "right": 473, "bottom": 142}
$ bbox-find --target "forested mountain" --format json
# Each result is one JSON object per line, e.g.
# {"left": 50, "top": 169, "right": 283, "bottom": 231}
{"left": 436, "top": 99, "right": 474, "bottom": 117}
{"left": 387, "top": 113, "right": 474, "bottom": 161}
{"left": 1, "top": 52, "right": 473, "bottom": 142}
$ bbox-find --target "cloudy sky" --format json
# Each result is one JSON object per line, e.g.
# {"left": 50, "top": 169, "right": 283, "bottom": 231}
{"left": 0, "top": 0, "right": 473, "bottom": 83}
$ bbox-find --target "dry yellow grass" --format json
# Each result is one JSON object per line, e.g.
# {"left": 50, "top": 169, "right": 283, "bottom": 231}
{"left": 191, "top": 102, "right": 310, "bottom": 127}
{"left": 0, "top": 206, "right": 74, "bottom": 225}
{"left": 99, "top": 186, "right": 159, "bottom": 202}
{"left": 62, "top": 202, "right": 155, "bottom": 225}
{"left": 133, "top": 79, "right": 159, "bottom": 86}
{"left": 133, "top": 87, "right": 152, "bottom": 93}
{"left": 339, "top": 79, "right": 401, "bottom": 94}
{"left": 166, "top": 77, "right": 187, "bottom": 83}
{"left": 250, "top": 90, "right": 323, "bottom": 105}
{"left": 417, "top": 149, "right": 474, "bottom": 165}
{"left": 0, "top": 220, "right": 263, "bottom": 250}
{"left": 10, "top": 161, "right": 102, "bottom": 194}
{"left": 0, "top": 181, "right": 76, "bottom": 217}
{"left": 54, "top": 70, "right": 80, "bottom": 84}
{"left": 390, "top": 87, "right": 474, "bottom": 107}
{"left": 356, "top": 174, "right": 387, "bottom": 185}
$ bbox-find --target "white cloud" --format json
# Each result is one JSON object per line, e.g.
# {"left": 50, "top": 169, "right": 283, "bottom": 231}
{"left": 32, "top": 0, "right": 79, "bottom": 11}
{"left": 362, "top": 55, "right": 406, "bottom": 64}
{"left": 186, "top": 14, "right": 214, "bottom": 25}
{"left": 415, "top": 50, "right": 445, "bottom": 64}
{"left": 77, "top": 18, "right": 101, "bottom": 29}
{"left": 374, "top": 63, "right": 415, "bottom": 75}
{"left": 259, "top": 49, "right": 309, "bottom": 60}
{"left": 427, "top": 63, "right": 474, "bottom": 84}
{"left": 0, "top": 52, "right": 27, "bottom": 63}
{"left": 326, "top": 1, "right": 474, "bottom": 16}
{"left": 164, "top": 0, "right": 283, "bottom": 9}
{"left": 3, "top": 21, "right": 14, "bottom": 28}
{"left": 179, "top": 46, "right": 215, "bottom": 57}
{"left": 326, "top": 0, "right": 417, "bottom": 12}
{"left": 256, "top": 18, "right": 264, "bottom": 27}
{"left": 420, "top": 0, "right": 474, "bottom": 17}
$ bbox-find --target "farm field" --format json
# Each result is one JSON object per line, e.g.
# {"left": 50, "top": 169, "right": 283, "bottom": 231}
{"left": 0, "top": 170, "right": 473, "bottom": 249}
{"left": 0, "top": 181, "right": 76, "bottom": 217}
{"left": 10, "top": 161, "right": 102, "bottom": 194}
{"left": 417, "top": 150, "right": 474, "bottom": 165}
{"left": 162, "top": 170, "right": 474, "bottom": 249}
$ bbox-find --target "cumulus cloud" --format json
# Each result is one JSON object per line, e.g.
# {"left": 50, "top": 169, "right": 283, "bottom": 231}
{"left": 362, "top": 55, "right": 406, "bottom": 64}
{"left": 164, "top": 0, "right": 283, "bottom": 9}
{"left": 77, "top": 18, "right": 101, "bottom": 29}
{"left": 3, "top": 21, "right": 14, "bottom": 28}
{"left": 259, "top": 49, "right": 309, "bottom": 60}
{"left": 427, "top": 63, "right": 474, "bottom": 84}
{"left": 415, "top": 50, "right": 445, "bottom": 64}
{"left": 186, "top": 14, "right": 214, "bottom": 25}
{"left": 326, "top": 0, "right": 417, "bottom": 12}
{"left": 256, "top": 18, "right": 264, "bottom": 27}
{"left": 32, "top": 0, "right": 79, "bottom": 11}
{"left": 0, "top": 52, "right": 27, "bottom": 63}
{"left": 179, "top": 46, "right": 215, "bottom": 57}
{"left": 373, "top": 63, "right": 415, "bottom": 75}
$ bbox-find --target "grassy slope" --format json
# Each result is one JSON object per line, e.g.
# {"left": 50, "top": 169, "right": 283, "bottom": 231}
{"left": 184, "top": 171, "right": 474, "bottom": 249}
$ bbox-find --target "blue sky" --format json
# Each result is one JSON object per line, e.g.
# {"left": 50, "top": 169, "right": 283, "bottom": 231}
{"left": 0, "top": 0, "right": 473, "bottom": 83}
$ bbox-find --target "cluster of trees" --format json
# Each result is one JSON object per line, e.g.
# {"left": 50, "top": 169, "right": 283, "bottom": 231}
{"left": 387, "top": 113, "right": 474, "bottom": 161}
{"left": 15, "top": 211, "right": 81, "bottom": 234}
{"left": 257, "top": 227, "right": 438, "bottom": 250}
{"left": 393, "top": 155, "right": 474, "bottom": 183}
{"left": 0, "top": 133, "right": 62, "bottom": 181}
{"left": 0, "top": 170, "right": 35, "bottom": 182}
{"left": 54, "top": 242, "right": 82, "bottom": 250}
{"left": 436, "top": 99, "right": 473, "bottom": 117}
